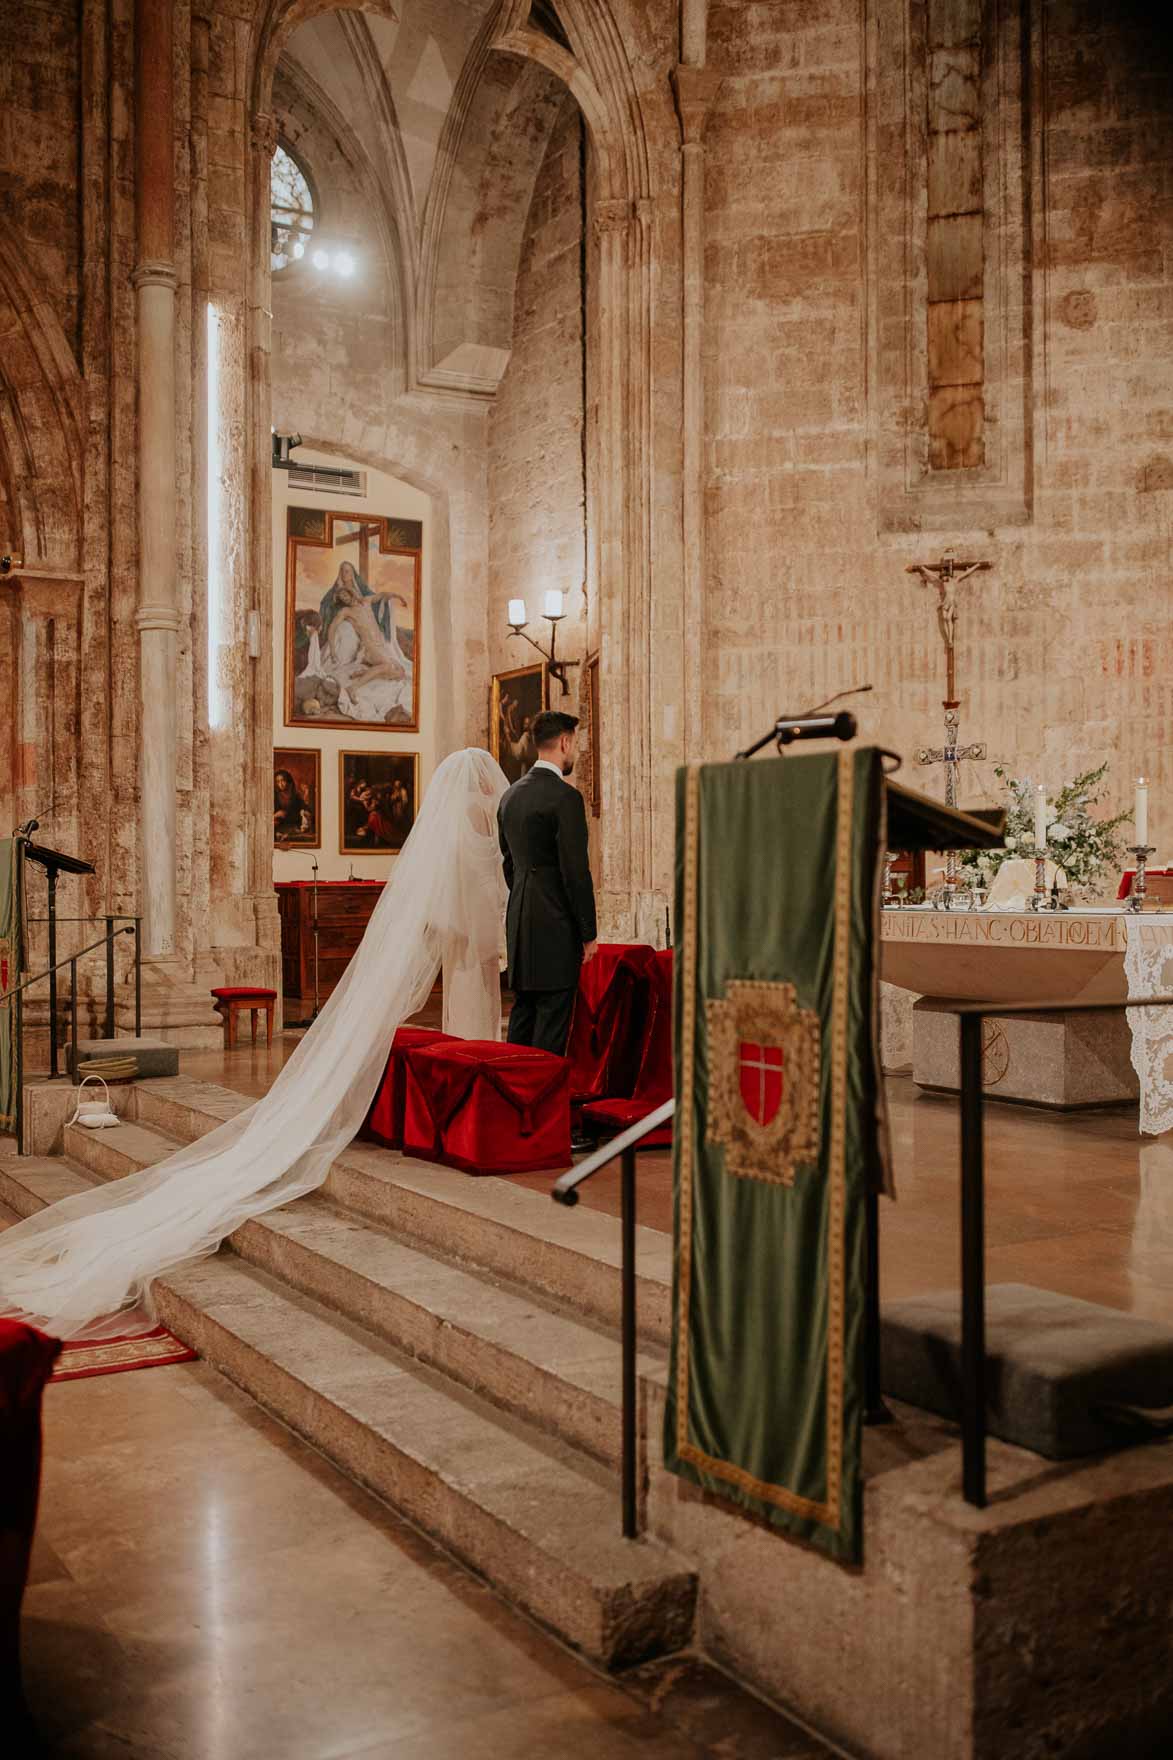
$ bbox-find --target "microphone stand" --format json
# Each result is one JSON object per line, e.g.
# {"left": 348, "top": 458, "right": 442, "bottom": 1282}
{"left": 310, "top": 857, "right": 321, "bottom": 1023}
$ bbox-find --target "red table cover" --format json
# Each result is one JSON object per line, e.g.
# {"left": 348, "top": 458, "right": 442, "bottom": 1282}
{"left": 403, "top": 1040, "right": 571, "bottom": 1175}
{"left": 582, "top": 947, "right": 674, "bottom": 1147}
{"left": 361, "top": 1026, "right": 455, "bottom": 1150}
{"left": 1117, "top": 868, "right": 1172, "bottom": 898}
{"left": 1, "top": 1320, "right": 61, "bottom": 1732}
{"left": 566, "top": 942, "right": 658, "bottom": 1104}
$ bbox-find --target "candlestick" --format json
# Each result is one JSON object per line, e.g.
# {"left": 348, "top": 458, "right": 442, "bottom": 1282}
{"left": 1034, "top": 784, "right": 1047, "bottom": 851}
{"left": 1135, "top": 777, "right": 1149, "bottom": 849}
{"left": 1127, "top": 844, "right": 1156, "bottom": 913}
{"left": 1030, "top": 854, "right": 1048, "bottom": 911}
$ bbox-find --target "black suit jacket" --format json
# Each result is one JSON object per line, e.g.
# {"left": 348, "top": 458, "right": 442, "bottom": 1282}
{"left": 498, "top": 766, "right": 597, "bottom": 992}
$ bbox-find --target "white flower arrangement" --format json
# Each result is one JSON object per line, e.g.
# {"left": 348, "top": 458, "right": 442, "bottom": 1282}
{"left": 960, "top": 764, "right": 1132, "bottom": 899}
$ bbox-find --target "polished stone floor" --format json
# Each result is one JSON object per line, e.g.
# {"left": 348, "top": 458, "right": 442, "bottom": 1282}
{"left": 16, "top": 1351, "right": 831, "bottom": 1760}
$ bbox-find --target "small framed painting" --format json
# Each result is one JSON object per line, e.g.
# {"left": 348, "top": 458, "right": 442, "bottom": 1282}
{"left": 339, "top": 750, "right": 419, "bottom": 854}
{"left": 273, "top": 748, "right": 321, "bottom": 848}
{"left": 285, "top": 505, "right": 422, "bottom": 732}
{"left": 489, "top": 662, "right": 549, "bottom": 785}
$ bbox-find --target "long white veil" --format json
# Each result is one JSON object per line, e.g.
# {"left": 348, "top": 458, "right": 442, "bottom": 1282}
{"left": 0, "top": 748, "right": 509, "bottom": 1340}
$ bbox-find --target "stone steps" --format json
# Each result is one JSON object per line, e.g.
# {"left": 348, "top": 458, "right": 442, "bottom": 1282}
{"left": 57, "top": 1117, "right": 661, "bottom": 1471}
{"left": 129, "top": 1075, "right": 674, "bottom": 1343}
{"left": 0, "top": 1125, "right": 697, "bottom": 1668}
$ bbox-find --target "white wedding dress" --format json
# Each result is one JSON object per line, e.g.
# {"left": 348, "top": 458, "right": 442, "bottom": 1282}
{"left": 0, "top": 748, "right": 509, "bottom": 1340}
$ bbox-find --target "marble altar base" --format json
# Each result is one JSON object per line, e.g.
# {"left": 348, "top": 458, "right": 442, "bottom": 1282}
{"left": 912, "top": 996, "right": 1139, "bottom": 1110}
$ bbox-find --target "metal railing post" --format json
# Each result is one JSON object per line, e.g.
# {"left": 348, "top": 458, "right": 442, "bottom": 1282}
{"left": 14, "top": 984, "right": 23, "bottom": 1156}
{"left": 621, "top": 1145, "right": 638, "bottom": 1540}
{"left": 105, "top": 915, "right": 115, "bottom": 1040}
{"left": 70, "top": 958, "right": 79, "bottom": 1083}
{"left": 959, "top": 1010, "right": 987, "bottom": 1508}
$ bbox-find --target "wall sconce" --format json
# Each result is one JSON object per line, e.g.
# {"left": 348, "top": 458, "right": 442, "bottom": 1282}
{"left": 506, "top": 590, "right": 580, "bottom": 696}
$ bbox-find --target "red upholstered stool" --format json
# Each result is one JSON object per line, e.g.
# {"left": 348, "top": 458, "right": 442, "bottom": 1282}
{"left": 361, "top": 1026, "right": 455, "bottom": 1151}
{"left": 566, "top": 943, "right": 658, "bottom": 1106}
{"left": 210, "top": 986, "right": 277, "bottom": 1049}
{"left": 402, "top": 1040, "right": 571, "bottom": 1175}
{"left": 582, "top": 948, "right": 674, "bottom": 1147}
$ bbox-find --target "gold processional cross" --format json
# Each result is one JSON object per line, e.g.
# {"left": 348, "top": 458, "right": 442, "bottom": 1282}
{"left": 905, "top": 550, "right": 992, "bottom": 903}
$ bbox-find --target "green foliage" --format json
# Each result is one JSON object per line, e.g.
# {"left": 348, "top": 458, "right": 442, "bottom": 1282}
{"left": 959, "top": 763, "right": 1132, "bottom": 898}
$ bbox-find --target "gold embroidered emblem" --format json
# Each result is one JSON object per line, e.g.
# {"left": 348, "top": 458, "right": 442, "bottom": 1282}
{"left": 705, "top": 979, "right": 821, "bottom": 1186}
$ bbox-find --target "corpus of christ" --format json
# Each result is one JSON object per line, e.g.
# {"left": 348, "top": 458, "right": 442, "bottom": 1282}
{"left": 1, "top": 3, "right": 1173, "bottom": 1758}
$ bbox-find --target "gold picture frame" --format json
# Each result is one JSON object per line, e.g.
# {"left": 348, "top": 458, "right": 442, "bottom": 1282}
{"left": 338, "top": 750, "right": 420, "bottom": 854}
{"left": 489, "top": 662, "right": 549, "bottom": 785}
{"left": 285, "top": 506, "right": 422, "bottom": 732}
{"left": 273, "top": 747, "right": 321, "bottom": 849}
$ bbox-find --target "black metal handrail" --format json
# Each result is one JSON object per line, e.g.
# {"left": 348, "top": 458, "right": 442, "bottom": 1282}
{"left": 550, "top": 993, "right": 1173, "bottom": 1533}
{"left": 552, "top": 1099, "right": 674, "bottom": 1538}
{"left": 2, "top": 922, "right": 142, "bottom": 1154}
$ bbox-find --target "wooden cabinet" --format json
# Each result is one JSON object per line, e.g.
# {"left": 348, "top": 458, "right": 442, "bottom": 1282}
{"left": 276, "top": 881, "right": 385, "bottom": 1010}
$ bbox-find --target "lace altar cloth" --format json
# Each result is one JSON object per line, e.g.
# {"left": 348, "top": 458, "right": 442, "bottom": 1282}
{"left": 1125, "top": 918, "right": 1173, "bottom": 1135}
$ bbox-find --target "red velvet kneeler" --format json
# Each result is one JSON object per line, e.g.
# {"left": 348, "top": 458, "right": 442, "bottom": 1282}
{"left": 566, "top": 942, "right": 658, "bottom": 1105}
{"left": 582, "top": 948, "right": 674, "bottom": 1147}
{"left": 361, "top": 1026, "right": 455, "bottom": 1151}
{"left": 0, "top": 1319, "right": 62, "bottom": 1736}
{"left": 402, "top": 1040, "right": 571, "bottom": 1175}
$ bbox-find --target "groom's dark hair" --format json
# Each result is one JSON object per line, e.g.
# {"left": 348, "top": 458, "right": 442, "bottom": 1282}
{"left": 533, "top": 709, "right": 579, "bottom": 749}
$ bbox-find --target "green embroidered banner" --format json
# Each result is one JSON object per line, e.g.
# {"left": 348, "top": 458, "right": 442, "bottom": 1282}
{"left": 0, "top": 837, "right": 24, "bottom": 1134}
{"left": 664, "top": 748, "right": 887, "bottom": 1564}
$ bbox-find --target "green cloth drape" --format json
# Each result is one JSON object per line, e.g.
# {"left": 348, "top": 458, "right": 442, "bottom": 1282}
{"left": 0, "top": 837, "right": 25, "bottom": 1134}
{"left": 664, "top": 748, "right": 887, "bottom": 1563}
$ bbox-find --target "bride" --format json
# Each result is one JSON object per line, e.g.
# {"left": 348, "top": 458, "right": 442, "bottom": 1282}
{"left": 0, "top": 748, "right": 509, "bottom": 1341}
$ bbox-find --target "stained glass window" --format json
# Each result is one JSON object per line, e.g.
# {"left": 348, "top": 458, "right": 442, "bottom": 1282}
{"left": 270, "top": 144, "right": 314, "bottom": 273}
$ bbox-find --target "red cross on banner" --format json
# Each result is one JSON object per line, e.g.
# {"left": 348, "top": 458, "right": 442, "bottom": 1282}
{"left": 738, "top": 1040, "right": 784, "bottom": 1127}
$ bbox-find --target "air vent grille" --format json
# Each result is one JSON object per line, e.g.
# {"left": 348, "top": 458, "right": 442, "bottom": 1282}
{"left": 287, "top": 465, "right": 365, "bottom": 495}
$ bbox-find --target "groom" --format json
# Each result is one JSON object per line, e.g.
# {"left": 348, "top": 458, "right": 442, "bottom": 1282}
{"left": 498, "top": 709, "right": 598, "bottom": 1055}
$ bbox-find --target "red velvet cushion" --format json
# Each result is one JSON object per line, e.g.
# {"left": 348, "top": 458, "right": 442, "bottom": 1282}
{"left": 0, "top": 1321, "right": 61, "bottom": 1719}
{"left": 566, "top": 943, "right": 658, "bottom": 1104}
{"left": 402, "top": 1040, "right": 571, "bottom": 1175}
{"left": 580, "top": 1096, "right": 673, "bottom": 1148}
{"left": 210, "top": 987, "right": 277, "bottom": 1001}
{"left": 361, "top": 1027, "right": 455, "bottom": 1151}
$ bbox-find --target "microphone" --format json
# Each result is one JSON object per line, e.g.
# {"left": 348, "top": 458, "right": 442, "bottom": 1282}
{"left": 735, "top": 686, "right": 874, "bottom": 761}
{"left": 15, "top": 801, "right": 57, "bottom": 838}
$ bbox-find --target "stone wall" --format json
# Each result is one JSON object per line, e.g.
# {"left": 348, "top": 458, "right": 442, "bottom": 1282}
{"left": 702, "top": 0, "right": 1173, "bottom": 863}
{"left": 487, "top": 97, "right": 589, "bottom": 718}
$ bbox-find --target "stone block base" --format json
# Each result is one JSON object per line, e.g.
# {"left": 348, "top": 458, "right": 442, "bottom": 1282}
{"left": 645, "top": 1373, "right": 1173, "bottom": 1760}
{"left": 912, "top": 996, "right": 1139, "bottom": 1109}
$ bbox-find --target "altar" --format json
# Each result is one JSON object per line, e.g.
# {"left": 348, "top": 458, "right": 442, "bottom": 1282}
{"left": 881, "top": 907, "right": 1173, "bottom": 1120}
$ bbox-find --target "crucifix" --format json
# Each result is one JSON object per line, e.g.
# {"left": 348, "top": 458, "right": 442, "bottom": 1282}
{"left": 905, "top": 549, "right": 992, "bottom": 906}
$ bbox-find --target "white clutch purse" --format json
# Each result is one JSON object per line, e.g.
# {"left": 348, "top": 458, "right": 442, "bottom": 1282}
{"left": 67, "top": 1074, "right": 121, "bottom": 1130}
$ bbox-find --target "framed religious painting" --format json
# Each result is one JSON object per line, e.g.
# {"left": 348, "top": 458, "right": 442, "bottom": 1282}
{"left": 339, "top": 750, "right": 419, "bottom": 855}
{"left": 285, "top": 506, "right": 422, "bottom": 732}
{"left": 273, "top": 747, "right": 321, "bottom": 849}
{"left": 489, "top": 662, "right": 548, "bottom": 786}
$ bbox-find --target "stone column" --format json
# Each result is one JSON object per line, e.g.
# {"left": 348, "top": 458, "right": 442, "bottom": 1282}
{"left": 134, "top": 0, "right": 180, "bottom": 961}
{"left": 673, "top": 6, "right": 721, "bottom": 763}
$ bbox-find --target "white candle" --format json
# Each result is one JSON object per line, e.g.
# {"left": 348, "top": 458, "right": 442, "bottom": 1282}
{"left": 1034, "top": 784, "right": 1047, "bottom": 850}
{"left": 542, "top": 588, "right": 564, "bottom": 619}
{"left": 1135, "top": 777, "right": 1149, "bottom": 847}
{"left": 507, "top": 598, "right": 526, "bottom": 628}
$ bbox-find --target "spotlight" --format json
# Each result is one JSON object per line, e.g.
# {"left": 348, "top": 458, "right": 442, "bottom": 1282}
{"left": 335, "top": 252, "right": 355, "bottom": 278}
{"left": 312, "top": 248, "right": 329, "bottom": 270}
{"left": 292, "top": 240, "right": 305, "bottom": 260}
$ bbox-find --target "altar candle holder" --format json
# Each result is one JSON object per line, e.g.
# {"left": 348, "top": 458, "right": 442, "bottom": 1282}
{"left": 1030, "top": 855, "right": 1047, "bottom": 912}
{"left": 1127, "top": 844, "right": 1156, "bottom": 913}
{"left": 882, "top": 852, "right": 895, "bottom": 906}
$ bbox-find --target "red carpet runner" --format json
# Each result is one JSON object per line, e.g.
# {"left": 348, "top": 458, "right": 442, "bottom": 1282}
{"left": 50, "top": 1325, "right": 197, "bottom": 1383}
